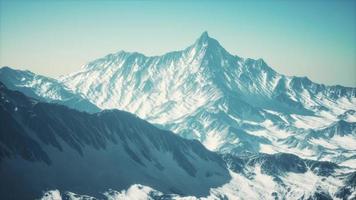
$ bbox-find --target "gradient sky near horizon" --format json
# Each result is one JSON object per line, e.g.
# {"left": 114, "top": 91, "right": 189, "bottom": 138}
{"left": 0, "top": 0, "right": 355, "bottom": 86}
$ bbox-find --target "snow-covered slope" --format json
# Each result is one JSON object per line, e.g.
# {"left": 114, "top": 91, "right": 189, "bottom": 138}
{"left": 0, "top": 66, "right": 100, "bottom": 113}
{"left": 0, "top": 82, "right": 229, "bottom": 199}
{"left": 39, "top": 153, "right": 356, "bottom": 200}
{"left": 60, "top": 32, "right": 356, "bottom": 162}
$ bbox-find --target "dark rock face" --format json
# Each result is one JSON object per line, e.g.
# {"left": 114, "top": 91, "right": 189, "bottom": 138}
{"left": 335, "top": 172, "right": 356, "bottom": 199}
{"left": 307, "top": 191, "right": 333, "bottom": 200}
{"left": 222, "top": 152, "right": 341, "bottom": 178}
{"left": 304, "top": 160, "right": 339, "bottom": 176}
{"left": 248, "top": 153, "right": 308, "bottom": 176}
{"left": 0, "top": 82, "right": 230, "bottom": 199}
{"left": 224, "top": 153, "right": 308, "bottom": 176}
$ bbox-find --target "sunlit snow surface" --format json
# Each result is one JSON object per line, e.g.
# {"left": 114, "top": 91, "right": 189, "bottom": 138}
{"left": 40, "top": 168, "right": 355, "bottom": 200}
{"left": 59, "top": 32, "right": 356, "bottom": 163}
{"left": 0, "top": 67, "right": 100, "bottom": 113}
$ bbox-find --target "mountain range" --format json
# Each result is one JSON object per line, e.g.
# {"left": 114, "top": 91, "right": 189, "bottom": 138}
{"left": 1, "top": 81, "right": 355, "bottom": 200}
{"left": 0, "top": 32, "right": 355, "bottom": 199}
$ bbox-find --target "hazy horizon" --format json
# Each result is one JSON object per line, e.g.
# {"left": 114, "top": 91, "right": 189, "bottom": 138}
{"left": 0, "top": 0, "right": 355, "bottom": 87}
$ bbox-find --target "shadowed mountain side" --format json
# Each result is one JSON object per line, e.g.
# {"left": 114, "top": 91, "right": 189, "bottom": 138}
{"left": 0, "top": 82, "right": 230, "bottom": 199}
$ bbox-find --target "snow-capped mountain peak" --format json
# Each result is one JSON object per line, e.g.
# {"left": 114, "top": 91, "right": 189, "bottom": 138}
{"left": 54, "top": 32, "right": 356, "bottom": 165}
{"left": 192, "top": 31, "right": 222, "bottom": 50}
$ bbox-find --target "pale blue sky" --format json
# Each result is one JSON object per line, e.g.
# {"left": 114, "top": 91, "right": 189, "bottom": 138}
{"left": 0, "top": 0, "right": 355, "bottom": 86}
